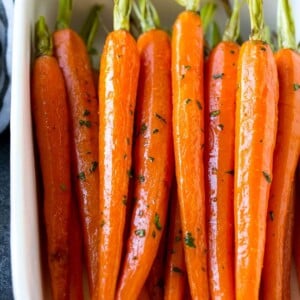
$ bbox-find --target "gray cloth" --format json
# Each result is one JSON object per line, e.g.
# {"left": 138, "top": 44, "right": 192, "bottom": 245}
{"left": 0, "top": 128, "right": 12, "bottom": 299}
{"left": 0, "top": 0, "right": 13, "bottom": 133}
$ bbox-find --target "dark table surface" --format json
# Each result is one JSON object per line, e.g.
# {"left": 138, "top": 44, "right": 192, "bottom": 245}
{"left": 0, "top": 127, "right": 13, "bottom": 299}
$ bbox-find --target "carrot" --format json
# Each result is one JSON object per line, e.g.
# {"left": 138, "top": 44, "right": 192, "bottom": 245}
{"left": 234, "top": 0, "right": 279, "bottom": 299}
{"left": 69, "top": 197, "right": 84, "bottom": 300}
{"left": 52, "top": 0, "right": 99, "bottom": 296}
{"left": 31, "top": 16, "right": 72, "bottom": 300}
{"left": 164, "top": 183, "right": 186, "bottom": 300}
{"left": 172, "top": 0, "right": 210, "bottom": 298}
{"left": 204, "top": 1, "right": 242, "bottom": 298}
{"left": 145, "top": 226, "right": 168, "bottom": 300}
{"left": 293, "top": 164, "right": 300, "bottom": 287}
{"left": 261, "top": 1, "right": 300, "bottom": 297}
{"left": 96, "top": 0, "right": 140, "bottom": 298}
{"left": 116, "top": 1, "right": 173, "bottom": 298}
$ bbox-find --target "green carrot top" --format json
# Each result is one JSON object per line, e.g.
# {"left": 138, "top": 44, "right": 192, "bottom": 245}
{"left": 35, "top": 16, "right": 52, "bottom": 57}
{"left": 278, "top": 0, "right": 297, "bottom": 50}
{"left": 56, "top": 0, "right": 72, "bottom": 30}
{"left": 176, "top": 0, "right": 201, "bottom": 12}
{"left": 114, "top": 0, "right": 132, "bottom": 31}
{"left": 223, "top": 0, "right": 243, "bottom": 42}
{"left": 248, "top": 0, "right": 265, "bottom": 41}
{"left": 132, "top": 0, "right": 160, "bottom": 33}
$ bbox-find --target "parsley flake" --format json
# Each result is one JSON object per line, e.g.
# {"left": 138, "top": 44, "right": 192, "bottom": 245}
{"left": 262, "top": 171, "right": 272, "bottom": 183}
{"left": 154, "top": 213, "right": 162, "bottom": 230}
{"left": 135, "top": 229, "right": 146, "bottom": 237}
{"left": 184, "top": 232, "right": 196, "bottom": 248}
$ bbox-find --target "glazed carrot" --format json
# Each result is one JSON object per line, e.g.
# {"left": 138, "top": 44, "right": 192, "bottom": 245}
{"left": 293, "top": 165, "right": 300, "bottom": 287}
{"left": 69, "top": 198, "right": 84, "bottom": 300}
{"left": 52, "top": 0, "right": 99, "bottom": 296}
{"left": 116, "top": 1, "right": 173, "bottom": 298}
{"left": 145, "top": 226, "right": 168, "bottom": 300}
{"left": 96, "top": 0, "right": 140, "bottom": 298}
{"left": 172, "top": 0, "right": 209, "bottom": 298}
{"left": 234, "top": 1, "right": 279, "bottom": 299}
{"left": 164, "top": 183, "right": 186, "bottom": 300}
{"left": 261, "top": 2, "right": 300, "bottom": 297}
{"left": 31, "top": 17, "right": 72, "bottom": 300}
{"left": 204, "top": 1, "right": 241, "bottom": 298}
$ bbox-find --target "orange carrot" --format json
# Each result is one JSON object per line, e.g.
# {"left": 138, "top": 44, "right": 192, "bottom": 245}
{"left": 164, "top": 183, "right": 186, "bottom": 300}
{"left": 53, "top": 0, "right": 99, "bottom": 296}
{"left": 172, "top": 1, "right": 210, "bottom": 298}
{"left": 261, "top": 1, "right": 300, "bottom": 297}
{"left": 145, "top": 226, "right": 167, "bottom": 300}
{"left": 69, "top": 198, "right": 84, "bottom": 300}
{"left": 204, "top": 1, "right": 241, "bottom": 298}
{"left": 116, "top": 1, "right": 173, "bottom": 298}
{"left": 96, "top": 0, "right": 140, "bottom": 298}
{"left": 293, "top": 164, "right": 300, "bottom": 287}
{"left": 31, "top": 17, "right": 72, "bottom": 300}
{"left": 234, "top": 1, "right": 279, "bottom": 299}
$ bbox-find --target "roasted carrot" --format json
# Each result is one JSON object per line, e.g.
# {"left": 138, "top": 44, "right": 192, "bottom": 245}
{"left": 293, "top": 164, "right": 300, "bottom": 287}
{"left": 234, "top": 0, "right": 279, "bottom": 299}
{"left": 31, "top": 16, "right": 72, "bottom": 300}
{"left": 172, "top": 0, "right": 209, "bottom": 298}
{"left": 145, "top": 226, "right": 168, "bottom": 300}
{"left": 52, "top": 0, "right": 99, "bottom": 296}
{"left": 204, "top": 1, "right": 241, "bottom": 298}
{"left": 116, "top": 1, "right": 173, "bottom": 298}
{"left": 69, "top": 197, "right": 84, "bottom": 300}
{"left": 164, "top": 183, "right": 186, "bottom": 300}
{"left": 96, "top": 0, "right": 140, "bottom": 298}
{"left": 261, "top": 1, "right": 300, "bottom": 297}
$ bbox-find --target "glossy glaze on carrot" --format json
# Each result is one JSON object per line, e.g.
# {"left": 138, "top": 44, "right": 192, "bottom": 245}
{"left": 235, "top": 37, "right": 279, "bottom": 300}
{"left": 96, "top": 0, "right": 140, "bottom": 295}
{"left": 53, "top": 27, "right": 99, "bottom": 296}
{"left": 164, "top": 184, "right": 186, "bottom": 300}
{"left": 261, "top": 0, "right": 300, "bottom": 294}
{"left": 116, "top": 27, "right": 172, "bottom": 298}
{"left": 32, "top": 17, "right": 72, "bottom": 300}
{"left": 205, "top": 41, "right": 239, "bottom": 300}
{"left": 172, "top": 9, "right": 210, "bottom": 300}
{"left": 293, "top": 165, "right": 300, "bottom": 287}
{"left": 204, "top": 1, "right": 241, "bottom": 296}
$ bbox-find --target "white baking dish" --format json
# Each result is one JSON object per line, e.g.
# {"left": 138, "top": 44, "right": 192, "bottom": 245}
{"left": 10, "top": 0, "right": 300, "bottom": 299}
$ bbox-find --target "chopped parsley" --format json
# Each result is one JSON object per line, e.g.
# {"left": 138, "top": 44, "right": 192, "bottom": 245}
{"left": 293, "top": 83, "right": 300, "bottom": 91}
{"left": 77, "top": 172, "right": 86, "bottom": 181}
{"left": 184, "top": 232, "right": 196, "bottom": 248}
{"left": 262, "top": 171, "right": 272, "bottom": 183}
{"left": 140, "top": 123, "right": 147, "bottom": 134}
{"left": 137, "top": 174, "right": 145, "bottom": 183}
{"left": 154, "top": 213, "right": 162, "bottom": 230}
{"left": 155, "top": 113, "right": 167, "bottom": 124}
{"left": 210, "top": 110, "right": 220, "bottom": 117}
{"left": 135, "top": 229, "right": 146, "bottom": 237}
{"left": 196, "top": 100, "right": 203, "bottom": 110}
{"left": 83, "top": 109, "right": 90, "bottom": 116}
{"left": 213, "top": 73, "right": 224, "bottom": 79}
{"left": 90, "top": 161, "right": 98, "bottom": 173}
{"left": 225, "top": 169, "right": 234, "bottom": 175}
{"left": 172, "top": 266, "right": 184, "bottom": 275}
{"left": 79, "top": 120, "right": 91, "bottom": 128}
{"left": 152, "top": 128, "right": 159, "bottom": 134}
